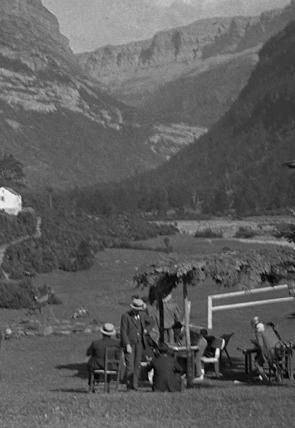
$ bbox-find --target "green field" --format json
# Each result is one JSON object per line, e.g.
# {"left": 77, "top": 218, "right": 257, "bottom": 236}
{"left": 1, "top": 234, "right": 295, "bottom": 428}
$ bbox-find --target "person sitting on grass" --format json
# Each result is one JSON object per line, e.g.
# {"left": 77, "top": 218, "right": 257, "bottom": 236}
{"left": 148, "top": 342, "right": 184, "bottom": 392}
{"left": 251, "top": 316, "right": 282, "bottom": 382}
{"left": 86, "top": 322, "right": 121, "bottom": 390}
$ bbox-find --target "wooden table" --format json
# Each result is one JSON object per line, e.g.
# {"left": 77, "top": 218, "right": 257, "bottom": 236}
{"left": 168, "top": 345, "right": 199, "bottom": 378}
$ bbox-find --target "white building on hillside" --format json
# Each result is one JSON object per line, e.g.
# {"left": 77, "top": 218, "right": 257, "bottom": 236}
{"left": 0, "top": 187, "right": 22, "bottom": 215}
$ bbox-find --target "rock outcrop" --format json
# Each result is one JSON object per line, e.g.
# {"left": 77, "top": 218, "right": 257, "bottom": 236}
{"left": 1, "top": 0, "right": 67, "bottom": 45}
{"left": 0, "top": 0, "right": 76, "bottom": 73}
{"left": 0, "top": 0, "right": 203, "bottom": 189}
{"left": 77, "top": 18, "right": 235, "bottom": 79}
{"left": 78, "top": 2, "right": 295, "bottom": 79}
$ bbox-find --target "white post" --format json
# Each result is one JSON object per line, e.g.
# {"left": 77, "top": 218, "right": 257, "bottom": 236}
{"left": 208, "top": 295, "right": 213, "bottom": 330}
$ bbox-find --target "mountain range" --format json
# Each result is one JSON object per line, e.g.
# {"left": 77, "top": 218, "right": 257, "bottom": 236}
{"left": 43, "top": 0, "right": 290, "bottom": 52}
{"left": 0, "top": 0, "right": 206, "bottom": 190}
{"left": 127, "top": 17, "right": 295, "bottom": 214}
{"left": 1, "top": 0, "right": 295, "bottom": 198}
{"left": 77, "top": 1, "right": 295, "bottom": 128}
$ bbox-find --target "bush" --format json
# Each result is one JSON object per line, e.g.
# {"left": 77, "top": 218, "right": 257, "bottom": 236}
{"left": 0, "top": 279, "right": 62, "bottom": 309}
{"left": 0, "top": 211, "right": 38, "bottom": 245}
{"left": 195, "top": 228, "right": 223, "bottom": 238}
{"left": 0, "top": 279, "right": 34, "bottom": 309}
{"left": 1, "top": 210, "right": 177, "bottom": 278}
{"left": 234, "top": 227, "right": 257, "bottom": 239}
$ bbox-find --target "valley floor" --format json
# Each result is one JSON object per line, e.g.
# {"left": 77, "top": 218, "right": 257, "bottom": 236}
{"left": 1, "top": 236, "right": 295, "bottom": 427}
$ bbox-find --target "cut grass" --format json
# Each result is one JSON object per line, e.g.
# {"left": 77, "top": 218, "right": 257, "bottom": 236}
{"left": 1, "top": 237, "right": 295, "bottom": 427}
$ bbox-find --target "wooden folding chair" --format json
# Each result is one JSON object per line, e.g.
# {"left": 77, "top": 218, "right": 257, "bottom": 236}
{"left": 268, "top": 341, "right": 294, "bottom": 382}
{"left": 89, "top": 346, "right": 123, "bottom": 393}
{"left": 201, "top": 337, "right": 225, "bottom": 378}
{"left": 220, "top": 332, "right": 234, "bottom": 366}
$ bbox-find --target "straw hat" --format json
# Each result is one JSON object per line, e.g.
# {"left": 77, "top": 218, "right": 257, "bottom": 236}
{"left": 130, "top": 298, "right": 146, "bottom": 311}
{"left": 100, "top": 323, "right": 116, "bottom": 336}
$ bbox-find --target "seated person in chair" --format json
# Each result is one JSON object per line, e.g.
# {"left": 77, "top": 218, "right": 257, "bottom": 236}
{"left": 173, "top": 322, "right": 208, "bottom": 382}
{"left": 86, "top": 322, "right": 121, "bottom": 387}
{"left": 251, "top": 316, "right": 282, "bottom": 382}
{"left": 149, "top": 342, "right": 184, "bottom": 392}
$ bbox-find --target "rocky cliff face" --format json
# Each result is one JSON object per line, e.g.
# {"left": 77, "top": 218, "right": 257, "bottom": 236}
{"left": 0, "top": 0, "right": 203, "bottom": 189}
{"left": 78, "top": 2, "right": 295, "bottom": 79}
{"left": 77, "top": 1, "right": 295, "bottom": 123}
{"left": 0, "top": 0, "right": 76, "bottom": 73}
{"left": 43, "top": 0, "right": 289, "bottom": 52}
{"left": 77, "top": 18, "right": 234, "bottom": 78}
{"left": 1, "top": 0, "right": 71, "bottom": 54}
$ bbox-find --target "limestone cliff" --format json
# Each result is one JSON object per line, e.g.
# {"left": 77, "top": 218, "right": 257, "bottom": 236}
{"left": 0, "top": 0, "right": 204, "bottom": 189}
{"left": 77, "top": 18, "right": 234, "bottom": 79}
{"left": 78, "top": 2, "right": 295, "bottom": 80}
{"left": 1, "top": 0, "right": 69, "bottom": 47}
{"left": 76, "top": 0, "right": 295, "bottom": 127}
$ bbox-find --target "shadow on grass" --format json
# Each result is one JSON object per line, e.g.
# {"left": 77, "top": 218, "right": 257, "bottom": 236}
{"left": 215, "top": 357, "right": 294, "bottom": 387}
{"left": 50, "top": 387, "right": 88, "bottom": 394}
{"left": 286, "top": 311, "right": 295, "bottom": 319}
{"left": 55, "top": 362, "right": 88, "bottom": 380}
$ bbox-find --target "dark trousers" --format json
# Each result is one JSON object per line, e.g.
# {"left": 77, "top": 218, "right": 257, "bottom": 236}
{"left": 164, "top": 328, "right": 174, "bottom": 344}
{"left": 124, "top": 342, "right": 143, "bottom": 389}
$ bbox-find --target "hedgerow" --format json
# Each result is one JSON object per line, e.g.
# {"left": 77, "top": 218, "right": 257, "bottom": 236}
{"left": 2, "top": 211, "right": 177, "bottom": 279}
{"left": 0, "top": 211, "right": 37, "bottom": 245}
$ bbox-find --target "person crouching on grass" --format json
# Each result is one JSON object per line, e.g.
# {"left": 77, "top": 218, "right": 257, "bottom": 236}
{"left": 148, "top": 342, "right": 184, "bottom": 392}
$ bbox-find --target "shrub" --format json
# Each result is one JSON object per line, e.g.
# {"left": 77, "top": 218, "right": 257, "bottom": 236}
{"left": 1, "top": 210, "right": 177, "bottom": 278}
{"left": 234, "top": 227, "right": 257, "bottom": 239}
{"left": 0, "top": 279, "right": 34, "bottom": 309}
{"left": 0, "top": 211, "right": 38, "bottom": 245}
{"left": 194, "top": 228, "right": 223, "bottom": 238}
{"left": 0, "top": 279, "right": 62, "bottom": 309}
{"left": 35, "top": 283, "right": 62, "bottom": 305}
{"left": 155, "top": 223, "right": 178, "bottom": 236}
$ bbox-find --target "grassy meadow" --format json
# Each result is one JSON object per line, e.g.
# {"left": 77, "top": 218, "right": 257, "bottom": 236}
{"left": 1, "top": 233, "right": 295, "bottom": 427}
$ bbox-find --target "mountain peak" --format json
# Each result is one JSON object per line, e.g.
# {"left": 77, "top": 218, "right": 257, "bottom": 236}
{"left": 0, "top": 0, "right": 70, "bottom": 50}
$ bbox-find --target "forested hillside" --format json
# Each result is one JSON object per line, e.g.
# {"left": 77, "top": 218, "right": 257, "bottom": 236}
{"left": 149, "top": 20, "right": 295, "bottom": 214}
{"left": 72, "top": 20, "right": 295, "bottom": 216}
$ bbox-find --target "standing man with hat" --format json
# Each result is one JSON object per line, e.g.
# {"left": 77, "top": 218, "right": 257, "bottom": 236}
{"left": 86, "top": 322, "right": 120, "bottom": 390}
{"left": 120, "top": 298, "right": 154, "bottom": 391}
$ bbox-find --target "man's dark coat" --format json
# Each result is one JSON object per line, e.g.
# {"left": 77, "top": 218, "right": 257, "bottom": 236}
{"left": 87, "top": 336, "right": 120, "bottom": 370}
{"left": 120, "top": 310, "right": 153, "bottom": 349}
{"left": 150, "top": 354, "right": 183, "bottom": 392}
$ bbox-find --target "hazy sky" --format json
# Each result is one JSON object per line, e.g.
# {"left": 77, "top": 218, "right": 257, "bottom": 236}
{"left": 43, "top": 0, "right": 290, "bottom": 53}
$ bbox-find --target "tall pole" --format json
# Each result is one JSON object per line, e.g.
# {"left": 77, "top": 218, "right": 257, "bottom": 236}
{"left": 183, "top": 280, "right": 193, "bottom": 386}
{"left": 158, "top": 297, "right": 164, "bottom": 343}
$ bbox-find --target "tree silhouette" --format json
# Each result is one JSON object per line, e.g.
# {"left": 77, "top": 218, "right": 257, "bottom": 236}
{"left": 0, "top": 154, "right": 24, "bottom": 187}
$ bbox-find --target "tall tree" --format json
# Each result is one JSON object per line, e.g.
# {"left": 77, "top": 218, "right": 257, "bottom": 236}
{"left": 0, "top": 154, "right": 25, "bottom": 187}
